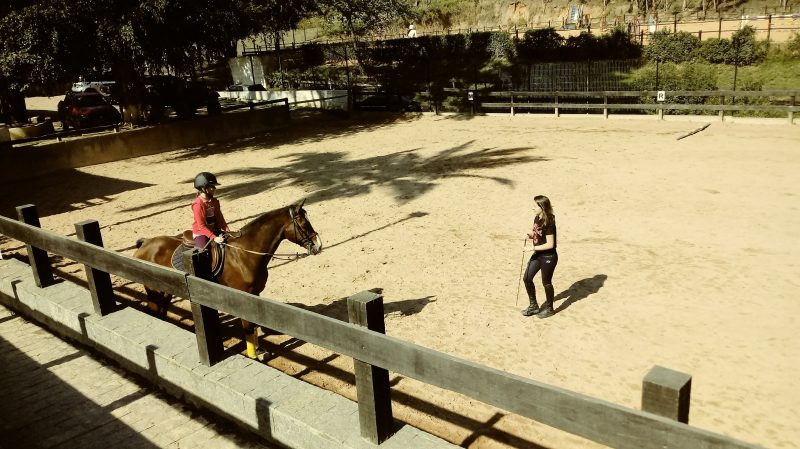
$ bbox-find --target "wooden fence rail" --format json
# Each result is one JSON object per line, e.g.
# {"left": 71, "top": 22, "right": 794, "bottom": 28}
{"left": 443, "top": 89, "right": 800, "bottom": 123}
{"left": 0, "top": 209, "right": 766, "bottom": 449}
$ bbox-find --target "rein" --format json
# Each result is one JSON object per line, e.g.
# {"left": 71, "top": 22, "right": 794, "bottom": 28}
{"left": 219, "top": 243, "right": 309, "bottom": 261}
{"left": 220, "top": 208, "right": 318, "bottom": 262}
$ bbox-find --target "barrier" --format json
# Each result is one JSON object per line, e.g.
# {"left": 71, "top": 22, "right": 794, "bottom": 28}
{"left": 461, "top": 89, "right": 800, "bottom": 123}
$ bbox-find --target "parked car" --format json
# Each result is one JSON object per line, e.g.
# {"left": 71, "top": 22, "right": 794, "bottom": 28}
{"left": 142, "top": 75, "right": 221, "bottom": 123}
{"left": 57, "top": 91, "right": 122, "bottom": 130}
{"left": 355, "top": 94, "right": 422, "bottom": 112}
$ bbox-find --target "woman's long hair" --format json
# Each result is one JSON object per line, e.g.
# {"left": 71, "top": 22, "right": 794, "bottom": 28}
{"left": 534, "top": 195, "right": 555, "bottom": 227}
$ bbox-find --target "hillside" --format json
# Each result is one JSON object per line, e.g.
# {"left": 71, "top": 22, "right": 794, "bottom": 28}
{"left": 409, "top": 0, "right": 793, "bottom": 31}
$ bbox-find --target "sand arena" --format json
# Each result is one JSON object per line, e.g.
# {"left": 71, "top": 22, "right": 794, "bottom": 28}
{"left": 1, "top": 111, "right": 798, "bottom": 449}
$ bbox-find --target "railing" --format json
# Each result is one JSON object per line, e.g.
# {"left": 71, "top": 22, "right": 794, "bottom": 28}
{"left": 0, "top": 206, "right": 766, "bottom": 449}
{"left": 453, "top": 89, "right": 800, "bottom": 122}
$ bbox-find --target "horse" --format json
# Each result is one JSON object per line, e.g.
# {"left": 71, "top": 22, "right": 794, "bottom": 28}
{"left": 133, "top": 199, "right": 322, "bottom": 358}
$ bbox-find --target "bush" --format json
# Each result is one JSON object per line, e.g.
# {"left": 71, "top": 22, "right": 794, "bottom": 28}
{"left": 645, "top": 30, "right": 700, "bottom": 63}
{"left": 699, "top": 38, "right": 731, "bottom": 64}
{"left": 517, "top": 28, "right": 563, "bottom": 62}
{"left": 787, "top": 32, "right": 800, "bottom": 58}
{"left": 623, "top": 61, "right": 717, "bottom": 91}
{"left": 729, "top": 26, "right": 767, "bottom": 65}
{"left": 623, "top": 61, "right": 718, "bottom": 114}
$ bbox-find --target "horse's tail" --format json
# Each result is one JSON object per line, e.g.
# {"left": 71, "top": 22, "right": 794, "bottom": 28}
{"left": 135, "top": 238, "right": 145, "bottom": 249}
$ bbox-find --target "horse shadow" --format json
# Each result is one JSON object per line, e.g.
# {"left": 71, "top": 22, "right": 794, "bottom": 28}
{"left": 288, "top": 288, "right": 436, "bottom": 322}
{"left": 290, "top": 288, "right": 436, "bottom": 322}
{"left": 553, "top": 274, "right": 607, "bottom": 314}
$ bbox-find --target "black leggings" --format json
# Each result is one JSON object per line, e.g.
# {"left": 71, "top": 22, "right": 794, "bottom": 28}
{"left": 523, "top": 251, "right": 558, "bottom": 299}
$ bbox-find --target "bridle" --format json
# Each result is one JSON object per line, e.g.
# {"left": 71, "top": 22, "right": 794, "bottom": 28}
{"left": 220, "top": 207, "right": 321, "bottom": 261}
{"left": 289, "top": 206, "right": 319, "bottom": 251}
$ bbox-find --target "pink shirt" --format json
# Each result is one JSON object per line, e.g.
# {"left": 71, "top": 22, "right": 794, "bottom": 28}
{"left": 191, "top": 196, "right": 229, "bottom": 238}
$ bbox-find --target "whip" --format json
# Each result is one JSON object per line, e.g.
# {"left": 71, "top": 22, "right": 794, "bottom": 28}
{"left": 515, "top": 238, "right": 527, "bottom": 306}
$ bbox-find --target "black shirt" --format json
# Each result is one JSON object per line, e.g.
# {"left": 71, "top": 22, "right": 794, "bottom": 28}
{"left": 532, "top": 215, "right": 557, "bottom": 251}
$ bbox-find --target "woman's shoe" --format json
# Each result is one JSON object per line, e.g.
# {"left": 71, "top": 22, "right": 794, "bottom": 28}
{"left": 521, "top": 301, "right": 540, "bottom": 316}
{"left": 536, "top": 306, "right": 555, "bottom": 318}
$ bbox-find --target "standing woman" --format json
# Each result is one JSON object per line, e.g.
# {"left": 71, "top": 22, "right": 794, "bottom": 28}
{"left": 521, "top": 195, "right": 558, "bottom": 318}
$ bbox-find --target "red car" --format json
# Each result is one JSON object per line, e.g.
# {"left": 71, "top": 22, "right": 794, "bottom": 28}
{"left": 57, "top": 91, "right": 122, "bottom": 130}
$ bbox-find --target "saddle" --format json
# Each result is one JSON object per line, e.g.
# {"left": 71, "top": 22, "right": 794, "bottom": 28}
{"left": 170, "top": 230, "right": 225, "bottom": 278}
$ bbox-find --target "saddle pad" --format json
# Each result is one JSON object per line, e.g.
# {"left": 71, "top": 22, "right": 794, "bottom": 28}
{"left": 170, "top": 243, "right": 225, "bottom": 277}
{"left": 171, "top": 244, "right": 195, "bottom": 272}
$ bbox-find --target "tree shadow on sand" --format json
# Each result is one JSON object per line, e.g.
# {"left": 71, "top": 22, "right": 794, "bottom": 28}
{"left": 126, "top": 138, "right": 545, "bottom": 215}
{"left": 0, "top": 170, "right": 153, "bottom": 218}
{"left": 553, "top": 274, "right": 607, "bottom": 315}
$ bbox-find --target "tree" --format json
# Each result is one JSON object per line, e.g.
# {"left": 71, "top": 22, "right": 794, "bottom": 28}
{"left": 517, "top": 28, "right": 564, "bottom": 63}
{"left": 0, "top": 0, "right": 293, "bottom": 124}
{"left": 316, "top": 0, "right": 412, "bottom": 68}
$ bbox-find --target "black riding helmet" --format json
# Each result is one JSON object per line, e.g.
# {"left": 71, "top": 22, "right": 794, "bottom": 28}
{"left": 194, "top": 172, "right": 220, "bottom": 190}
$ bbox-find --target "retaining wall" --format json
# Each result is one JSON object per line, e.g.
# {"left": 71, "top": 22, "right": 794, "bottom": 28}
{"left": 1, "top": 105, "right": 290, "bottom": 183}
{"left": 0, "top": 257, "right": 457, "bottom": 449}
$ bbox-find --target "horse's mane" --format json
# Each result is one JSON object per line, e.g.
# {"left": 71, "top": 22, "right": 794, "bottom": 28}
{"left": 236, "top": 205, "right": 290, "bottom": 237}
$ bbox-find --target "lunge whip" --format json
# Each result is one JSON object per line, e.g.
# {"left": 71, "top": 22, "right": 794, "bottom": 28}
{"left": 515, "top": 238, "right": 527, "bottom": 306}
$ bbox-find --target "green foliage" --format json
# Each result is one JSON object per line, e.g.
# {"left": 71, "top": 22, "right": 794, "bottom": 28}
{"left": 729, "top": 26, "right": 767, "bottom": 65}
{"left": 787, "top": 33, "right": 800, "bottom": 58}
{"left": 517, "top": 28, "right": 563, "bottom": 62}
{"left": 413, "top": 0, "right": 465, "bottom": 29}
{"left": 622, "top": 61, "right": 718, "bottom": 114}
{"left": 622, "top": 61, "right": 717, "bottom": 90}
{"left": 698, "top": 38, "right": 731, "bottom": 64}
{"left": 645, "top": 30, "right": 700, "bottom": 63}
{"left": 317, "top": 0, "right": 412, "bottom": 38}
{"left": 646, "top": 26, "right": 767, "bottom": 66}
{"left": 487, "top": 32, "right": 515, "bottom": 59}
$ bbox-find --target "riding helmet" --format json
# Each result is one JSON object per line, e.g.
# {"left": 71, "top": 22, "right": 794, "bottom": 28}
{"left": 194, "top": 172, "right": 220, "bottom": 190}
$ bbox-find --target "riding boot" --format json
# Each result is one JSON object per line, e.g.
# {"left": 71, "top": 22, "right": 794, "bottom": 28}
{"left": 536, "top": 284, "right": 556, "bottom": 319}
{"left": 521, "top": 292, "right": 539, "bottom": 316}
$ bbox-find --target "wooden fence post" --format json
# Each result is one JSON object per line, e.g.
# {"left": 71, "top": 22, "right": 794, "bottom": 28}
{"left": 15, "top": 204, "right": 55, "bottom": 288}
{"left": 603, "top": 94, "right": 608, "bottom": 119}
{"left": 767, "top": 14, "right": 772, "bottom": 43}
{"left": 75, "top": 220, "right": 116, "bottom": 315}
{"left": 642, "top": 365, "right": 692, "bottom": 423}
{"left": 510, "top": 92, "right": 515, "bottom": 116}
{"left": 347, "top": 291, "right": 394, "bottom": 444}
{"left": 789, "top": 96, "right": 795, "bottom": 124}
{"left": 183, "top": 249, "right": 224, "bottom": 366}
{"left": 719, "top": 95, "right": 725, "bottom": 122}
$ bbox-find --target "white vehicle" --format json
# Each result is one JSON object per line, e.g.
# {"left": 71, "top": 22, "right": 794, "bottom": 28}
{"left": 71, "top": 80, "right": 115, "bottom": 97}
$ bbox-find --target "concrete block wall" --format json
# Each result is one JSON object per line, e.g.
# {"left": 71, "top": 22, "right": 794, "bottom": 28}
{"left": 0, "top": 257, "right": 458, "bottom": 449}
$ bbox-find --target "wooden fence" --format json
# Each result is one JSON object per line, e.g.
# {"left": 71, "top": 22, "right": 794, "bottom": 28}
{"left": 456, "top": 89, "right": 800, "bottom": 123}
{"left": 0, "top": 205, "right": 766, "bottom": 449}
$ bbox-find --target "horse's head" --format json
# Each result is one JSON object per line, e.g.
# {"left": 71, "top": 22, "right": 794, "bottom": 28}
{"left": 287, "top": 199, "right": 322, "bottom": 255}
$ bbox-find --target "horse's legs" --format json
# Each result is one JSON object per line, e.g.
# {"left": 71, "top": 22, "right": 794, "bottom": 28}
{"left": 144, "top": 287, "right": 171, "bottom": 318}
{"left": 242, "top": 319, "right": 259, "bottom": 359}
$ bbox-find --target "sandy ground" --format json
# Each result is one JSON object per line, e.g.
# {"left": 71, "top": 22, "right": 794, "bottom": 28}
{"left": 2, "top": 109, "right": 799, "bottom": 449}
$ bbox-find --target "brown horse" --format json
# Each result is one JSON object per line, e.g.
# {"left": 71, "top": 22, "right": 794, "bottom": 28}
{"left": 133, "top": 199, "right": 322, "bottom": 357}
